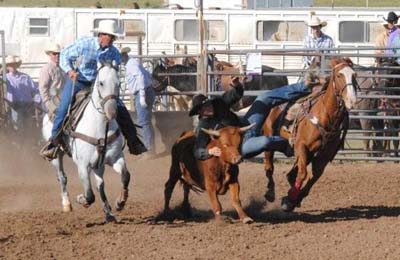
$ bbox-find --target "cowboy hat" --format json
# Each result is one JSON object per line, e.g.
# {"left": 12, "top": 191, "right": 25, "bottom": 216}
{"left": 5, "top": 55, "right": 22, "bottom": 67}
{"left": 306, "top": 16, "right": 327, "bottom": 27}
{"left": 44, "top": 42, "right": 62, "bottom": 55}
{"left": 120, "top": 46, "right": 131, "bottom": 54}
{"left": 92, "top": 19, "right": 122, "bottom": 38}
{"left": 383, "top": 11, "right": 398, "bottom": 23}
{"left": 189, "top": 94, "right": 210, "bottom": 116}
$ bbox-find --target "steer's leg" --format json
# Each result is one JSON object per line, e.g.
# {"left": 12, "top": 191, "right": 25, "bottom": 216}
{"left": 181, "top": 183, "right": 192, "bottom": 218}
{"left": 264, "top": 151, "right": 275, "bottom": 202}
{"left": 205, "top": 181, "right": 222, "bottom": 221}
{"left": 112, "top": 157, "right": 131, "bottom": 211}
{"left": 228, "top": 169, "right": 253, "bottom": 224}
{"left": 93, "top": 167, "right": 116, "bottom": 223}
{"left": 164, "top": 157, "right": 181, "bottom": 213}
{"left": 52, "top": 153, "right": 72, "bottom": 212}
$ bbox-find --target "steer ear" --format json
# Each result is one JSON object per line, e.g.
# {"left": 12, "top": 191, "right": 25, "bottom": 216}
{"left": 239, "top": 123, "right": 256, "bottom": 133}
{"left": 201, "top": 128, "right": 220, "bottom": 137}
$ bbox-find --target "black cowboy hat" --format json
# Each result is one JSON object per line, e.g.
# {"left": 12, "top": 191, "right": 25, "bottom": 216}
{"left": 384, "top": 11, "right": 398, "bottom": 23}
{"left": 189, "top": 94, "right": 210, "bottom": 116}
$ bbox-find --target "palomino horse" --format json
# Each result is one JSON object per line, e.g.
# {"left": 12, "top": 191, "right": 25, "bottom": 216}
{"left": 42, "top": 62, "right": 131, "bottom": 222}
{"left": 263, "top": 58, "right": 357, "bottom": 212}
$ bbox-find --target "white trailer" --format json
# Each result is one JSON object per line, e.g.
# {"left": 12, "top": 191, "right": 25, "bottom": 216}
{"left": 0, "top": 7, "right": 397, "bottom": 79}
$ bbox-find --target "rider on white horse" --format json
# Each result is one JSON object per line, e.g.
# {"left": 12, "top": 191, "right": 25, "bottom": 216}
{"left": 41, "top": 20, "right": 147, "bottom": 159}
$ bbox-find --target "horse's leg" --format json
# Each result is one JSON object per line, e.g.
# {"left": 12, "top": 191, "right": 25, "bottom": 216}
{"left": 93, "top": 167, "right": 116, "bottom": 223}
{"left": 282, "top": 144, "right": 308, "bottom": 212}
{"left": 296, "top": 157, "right": 330, "bottom": 207}
{"left": 393, "top": 120, "right": 399, "bottom": 158}
{"left": 359, "top": 117, "right": 371, "bottom": 153}
{"left": 52, "top": 153, "right": 72, "bottom": 212}
{"left": 264, "top": 151, "right": 275, "bottom": 202}
{"left": 76, "top": 163, "right": 95, "bottom": 207}
{"left": 112, "top": 157, "right": 131, "bottom": 211}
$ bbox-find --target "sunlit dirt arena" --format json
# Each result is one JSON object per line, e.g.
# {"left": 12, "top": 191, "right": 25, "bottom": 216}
{"left": 1, "top": 112, "right": 400, "bottom": 260}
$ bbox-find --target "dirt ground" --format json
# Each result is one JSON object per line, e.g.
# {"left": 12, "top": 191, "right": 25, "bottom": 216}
{"left": 1, "top": 114, "right": 400, "bottom": 260}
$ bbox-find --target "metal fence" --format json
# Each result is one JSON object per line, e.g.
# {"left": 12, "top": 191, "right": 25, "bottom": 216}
{"left": 7, "top": 46, "right": 400, "bottom": 161}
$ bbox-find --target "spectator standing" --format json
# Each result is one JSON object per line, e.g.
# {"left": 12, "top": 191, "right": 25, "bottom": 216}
{"left": 121, "top": 47, "right": 156, "bottom": 155}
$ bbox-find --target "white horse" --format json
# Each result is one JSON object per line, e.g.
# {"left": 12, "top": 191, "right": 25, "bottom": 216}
{"left": 42, "top": 62, "right": 131, "bottom": 222}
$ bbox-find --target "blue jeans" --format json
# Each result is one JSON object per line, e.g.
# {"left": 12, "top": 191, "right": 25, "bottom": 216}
{"left": 51, "top": 79, "right": 91, "bottom": 138}
{"left": 241, "top": 81, "right": 310, "bottom": 158}
{"left": 135, "top": 88, "right": 156, "bottom": 152}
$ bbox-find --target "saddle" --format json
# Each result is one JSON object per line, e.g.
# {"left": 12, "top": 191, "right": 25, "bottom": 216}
{"left": 40, "top": 89, "right": 91, "bottom": 160}
{"left": 63, "top": 88, "right": 91, "bottom": 134}
{"left": 278, "top": 86, "right": 326, "bottom": 144}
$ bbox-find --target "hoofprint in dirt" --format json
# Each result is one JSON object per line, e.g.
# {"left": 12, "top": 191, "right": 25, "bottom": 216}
{"left": 1, "top": 146, "right": 400, "bottom": 259}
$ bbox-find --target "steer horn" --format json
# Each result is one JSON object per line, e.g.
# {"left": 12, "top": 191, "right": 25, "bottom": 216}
{"left": 201, "top": 128, "right": 220, "bottom": 137}
{"left": 239, "top": 123, "right": 256, "bottom": 133}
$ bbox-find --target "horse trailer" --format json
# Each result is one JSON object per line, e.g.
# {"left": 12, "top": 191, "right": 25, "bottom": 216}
{"left": 0, "top": 6, "right": 398, "bottom": 79}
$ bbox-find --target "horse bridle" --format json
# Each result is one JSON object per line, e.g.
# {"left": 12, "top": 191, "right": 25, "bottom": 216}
{"left": 331, "top": 62, "right": 358, "bottom": 98}
{"left": 92, "top": 64, "right": 119, "bottom": 113}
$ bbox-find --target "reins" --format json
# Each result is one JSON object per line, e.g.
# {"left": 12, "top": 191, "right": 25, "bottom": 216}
{"left": 70, "top": 63, "right": 121, "bottom": 166}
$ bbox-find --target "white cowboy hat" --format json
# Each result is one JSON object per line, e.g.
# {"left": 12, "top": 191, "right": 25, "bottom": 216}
{"left": 306, "top": 16, "right": 327, "bottom": 27}
{"left": 120, "top": 46, "right": 131, "bottom": 54}
{"left": 92, "top": 19, "right": 122, "bottom": 38}
{"left": 44, "top": 42, "right": 62, "bottom": 55}
{"left": 5, "top": 55, "right": 22, "bottom": 67}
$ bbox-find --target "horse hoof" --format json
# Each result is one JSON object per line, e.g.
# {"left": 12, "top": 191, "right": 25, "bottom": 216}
{"left": 62, "top": 203, "right": 72, "bottom": 212}
{"left": 242, "top": 217, "right": 254, "bottom": 224}
{"left": 76, "top": 194, "right": 90, "bottom": 208}
{"left": 264, "top": 190, "right": 275, "bottom": 202}
{"left": 105, "top": 214, "right": 117, "bottom": 223}
{"left": 281, "top": 196, "right": 295, "bottom": 212}
{"left": 115, "top": 200, "right": 126, "bottom": 211}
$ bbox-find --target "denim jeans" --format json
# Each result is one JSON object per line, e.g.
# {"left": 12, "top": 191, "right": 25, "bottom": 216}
{"left": 135, "top": 87, "right": 156, "bottom": 152}
{"left": 51, "top": 79, "right": 91, "bottom": 138}
{"left": 9, "top": 101, "right": 34, "bottom": 131}
{"left": 240, "top": 81, "right": 310, "bottom": 158}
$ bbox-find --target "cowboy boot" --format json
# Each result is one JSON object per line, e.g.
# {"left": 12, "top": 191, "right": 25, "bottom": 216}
{"left": 40, "top": 137, "right": 60, "bottom": 161}
{"left": 116, "top": 103, "right": 147, "bottom": 155}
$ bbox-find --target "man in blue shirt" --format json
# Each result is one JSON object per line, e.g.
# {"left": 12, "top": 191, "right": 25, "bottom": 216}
{"left": 121, "top": 47, "right": 156, "bottom": 155}
{"left": 41, "top": 20, "right": 146, "bottom": 159}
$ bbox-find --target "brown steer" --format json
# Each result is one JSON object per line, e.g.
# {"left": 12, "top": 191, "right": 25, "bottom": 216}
{"left": 163, "top": 125, "right": 254, "bottom": 224}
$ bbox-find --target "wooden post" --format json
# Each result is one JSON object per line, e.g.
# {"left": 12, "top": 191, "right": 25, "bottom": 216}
{"left": 196, "top": 0, "right": 207, "bottom": 95}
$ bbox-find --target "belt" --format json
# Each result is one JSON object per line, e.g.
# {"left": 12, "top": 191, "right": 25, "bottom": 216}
{"left": 77, "top": 80, "right": 93, "bottom": 87}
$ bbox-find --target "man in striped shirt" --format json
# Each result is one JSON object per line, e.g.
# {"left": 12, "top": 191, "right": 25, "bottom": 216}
{"left": 303, "top": 16, "right": 335, "bottom": 69}
{"left": 42, "top": 20, "right": 146, "bottom": 160}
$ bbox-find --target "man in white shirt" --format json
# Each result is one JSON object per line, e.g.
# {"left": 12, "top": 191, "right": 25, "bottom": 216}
{"left": 121, "top": 47, "right": 156, "bottom": 155}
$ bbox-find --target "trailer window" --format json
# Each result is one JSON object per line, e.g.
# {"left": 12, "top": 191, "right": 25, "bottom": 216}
{"left": 175, "top": 19, "right": 225, "bottom": 42}
{"left": 339, "top": 21, "right": 382, "bottom": 43}
{"left": 122, "top": 19, "right": 145, "bottom": 41}
{"left": 339, "top": 21, "right": 365, "bottom": 43}
{"left": 256, "top": 21, "right": 306, "bottom": 42}
{"left": 28, "top": 18, "right": 49, "bottom": 36}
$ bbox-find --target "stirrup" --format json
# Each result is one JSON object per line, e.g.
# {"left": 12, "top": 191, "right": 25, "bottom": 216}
{"left": 39, "top": 141, "right": 60, "bottom": 161}
{"left": 280, "top": 126, "right": 291, "bottom": 140}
